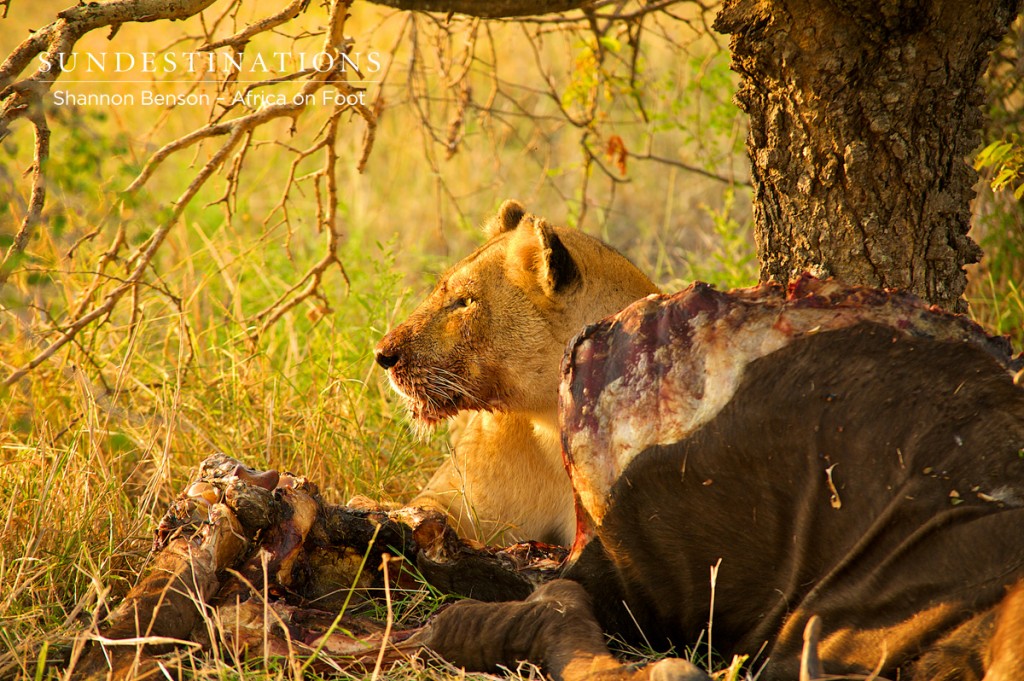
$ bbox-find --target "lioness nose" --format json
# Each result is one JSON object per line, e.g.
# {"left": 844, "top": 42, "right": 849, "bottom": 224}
{"left": 375, "top": 350, "right": 400, "bottom": 369}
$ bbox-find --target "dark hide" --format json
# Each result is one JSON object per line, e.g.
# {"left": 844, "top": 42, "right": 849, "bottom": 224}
{"left": 422, "top": 579, "right": 709, "bottom": 681}
{"left": 567, "top": 321, "right": 1024, "bottom": 679}
{"left": 421, "top": 279, "right": 1024, "bottom": 681}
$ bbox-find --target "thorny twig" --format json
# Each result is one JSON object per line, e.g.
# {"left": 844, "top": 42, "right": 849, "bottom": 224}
{"left": 251, "top": 96, "right": 354, "bottom": 335}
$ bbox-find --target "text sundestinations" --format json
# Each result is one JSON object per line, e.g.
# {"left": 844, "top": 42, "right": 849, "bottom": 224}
{"left": 38, "top": 50, "right": 382, "bottom": 76}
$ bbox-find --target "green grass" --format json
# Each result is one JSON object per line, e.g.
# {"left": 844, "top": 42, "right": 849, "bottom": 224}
{"left": 966, "top": 187, "right": 1024, "bottom": 347}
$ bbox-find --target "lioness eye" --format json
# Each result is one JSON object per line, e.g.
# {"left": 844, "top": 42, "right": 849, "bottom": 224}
{"left": 449, "top": 297, "right": 470, "bottom": 310}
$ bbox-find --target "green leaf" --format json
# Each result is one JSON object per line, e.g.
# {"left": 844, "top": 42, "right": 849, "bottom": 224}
{"left": 993, "top": 167, "right": 1017, "bottom": 190}
{"left": 976, "top": 141, "right": 1011, "bottom": 169}
{"left": 35, "top": 641, "right": 48, "bottom": 681}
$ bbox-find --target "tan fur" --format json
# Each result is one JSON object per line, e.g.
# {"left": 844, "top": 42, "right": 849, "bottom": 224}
{"left": 374, "top": 201, "right": 659, "bottom": 545}
{"left": 984, "top": 579, "right": 1024, "bottom": 680}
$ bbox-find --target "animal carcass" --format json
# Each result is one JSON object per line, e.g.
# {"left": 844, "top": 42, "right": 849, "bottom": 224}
{"left": 422, "top": 277, "right": 1024, "bottom": 681}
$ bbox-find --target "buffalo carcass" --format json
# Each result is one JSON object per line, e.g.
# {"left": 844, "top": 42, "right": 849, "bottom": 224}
{"left": 420, "top": 277, "right": 1024, "bottom": 681}
{"left": 69, "top": 455, "right": 567, "bottom": 680}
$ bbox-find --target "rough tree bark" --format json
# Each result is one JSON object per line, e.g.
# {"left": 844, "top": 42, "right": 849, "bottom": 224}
{"left": 714, "top": 0, "right": 1022, "bottom": 312}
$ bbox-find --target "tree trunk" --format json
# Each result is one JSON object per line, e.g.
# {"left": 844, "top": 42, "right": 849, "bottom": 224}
{"left": 714, "top": 0, "right": 1021, "bottom": 312}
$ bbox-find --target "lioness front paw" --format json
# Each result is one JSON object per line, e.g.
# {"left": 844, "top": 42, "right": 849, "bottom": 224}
{"left": 643, "top": 658, "right": 710, "bottom": 681}
{"left": 345, "top": 494, "right": 400, "bottom": 512}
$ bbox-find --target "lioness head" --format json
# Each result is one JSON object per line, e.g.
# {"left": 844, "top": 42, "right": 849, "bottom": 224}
{"left": 375, "top": 200, "right": 659, "bottom": 426}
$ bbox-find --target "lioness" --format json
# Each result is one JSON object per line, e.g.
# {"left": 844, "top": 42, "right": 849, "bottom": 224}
{"left": 374, "top": 200, "right": 659, "bottom": 545}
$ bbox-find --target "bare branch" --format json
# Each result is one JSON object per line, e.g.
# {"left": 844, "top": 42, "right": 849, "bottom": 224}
{"left": 124, "top": 120, "right": 237, "bottom": 193}
{"left": 250, "top": 81, "right": 380, "bottom": 333}
{"left": 630, "top": 151, "right": 751, "bottom": 187}
{"left": 0, "top": 94, "right": 48, "bottom": 285}
{"left": 199, "top": 0, "right": 312, "bottom": 51}
{"left": 251, "top": 168, "right": 345, "bottom": 335}
{"left": 365, "top": 0, "right": 588, "bottom": 18}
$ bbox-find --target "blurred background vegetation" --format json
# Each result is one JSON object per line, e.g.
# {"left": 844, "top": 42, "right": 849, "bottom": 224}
{"left": 0, "top": 1, "right": 1020, "bottom": 678}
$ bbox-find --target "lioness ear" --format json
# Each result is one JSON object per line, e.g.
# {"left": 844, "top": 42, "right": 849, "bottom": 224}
{"left": 532, "top": 218, "right": 580, "bottom": 296}
{"left": 484, "top": 199, "right": 527, "bottom": 238}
